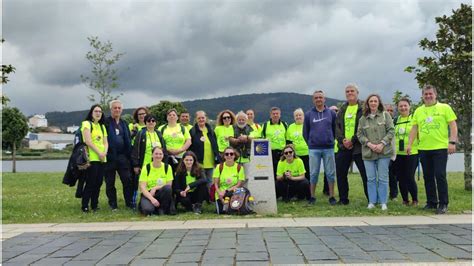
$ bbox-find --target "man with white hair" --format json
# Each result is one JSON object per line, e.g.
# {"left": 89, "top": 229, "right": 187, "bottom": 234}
{"left": 104, "top": 100, "right": 133, "bottom": 210}
{"left": 229, "top": 111, "right": 254, "bottom": 164}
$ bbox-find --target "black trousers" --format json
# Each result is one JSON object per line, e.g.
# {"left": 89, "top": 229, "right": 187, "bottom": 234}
{"left": 276, "top": 178, "right": 310, "bottom": 200}
{"left": 105, "top": 154, "right": 133, "bottom": 208}
{"left": 419, "top": 149, "right": 448, "bottom": 206}
{"left": 299, "top": 155, "right": 310, "bottom": 181}
{"left": 175, "top": 184, "right": 209, "bottom": 211}
{"left": 336, "top": 150, "right": 368, "bottom": 203}
{"left": 216, "top": 190, "right": 234, "bottom": 214}
{"left": 140, "top": 185, "right": 173, "bottom": 215}
{"left": 394, "top": 154, "right": 418, "bottom": 202}
{"left": 82, "top": 162, "right": 105, "bottom": 210}
{"left": 389, "top": 160, "right": 398, "bottom": 198}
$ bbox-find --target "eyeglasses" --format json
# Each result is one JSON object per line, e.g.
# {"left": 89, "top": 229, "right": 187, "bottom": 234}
{"left": 284, "top": 151, "right": 293, "bottom": 155}
{"left": 138, "top": 113, "right": 146, "bottom": 116}
{"left": 222, "top": 116, "right": 231, "bottom": 120}
{"left": 147, "top": 119, "right": 156, "bottom": 123}
{"left": 224, "top": 152, "right": 234, "bottom": 156}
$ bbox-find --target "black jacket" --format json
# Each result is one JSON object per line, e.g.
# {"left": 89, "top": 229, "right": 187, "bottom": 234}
{"left": 105, "top": 117, "right": 132, "bottom": 161}
{"left": 335, "top": 100, "right": 364, "bottom": 154}
{"left": 230, "top": 124, "right": 253, "bottom": 160}
{"left": 173, "top": 169, "right": 208, "bottom": 195}
{"left": 131, "top": 128, "right": 168, "bottom": 168}
{"left": 189, "top": 123, "right": 220, "bottom": 165}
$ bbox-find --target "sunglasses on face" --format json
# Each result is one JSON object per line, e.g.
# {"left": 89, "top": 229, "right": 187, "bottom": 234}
{"left": 138, "top": 113, "right": 146, "bottom": 116}
{"left": 222, "top": 116, "right": 231, "bottom": 120}
{"left": 147, "top": 119, "right": 156, "bottom": 123}
{"left": 284, "top": 151, "right": 293, "bottom": 155}
{"left": 224, "top": 152, "right": 234, "bottom": 156}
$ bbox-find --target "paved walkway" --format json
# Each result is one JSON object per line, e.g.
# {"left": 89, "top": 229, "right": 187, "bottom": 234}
{"left": 2, "top": 215, "right": 472, "bottom": 265}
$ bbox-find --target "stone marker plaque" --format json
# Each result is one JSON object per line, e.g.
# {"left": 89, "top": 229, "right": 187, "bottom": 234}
{"left": 246, "top": 139, "right": 278, "bottom": 214}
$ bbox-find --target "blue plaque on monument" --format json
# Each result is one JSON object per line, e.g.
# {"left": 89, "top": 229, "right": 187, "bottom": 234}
{"left": 253, "top": 140, "right": 269, "bottom": 156}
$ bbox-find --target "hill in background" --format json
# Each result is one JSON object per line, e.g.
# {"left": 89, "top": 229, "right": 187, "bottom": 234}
{"left": 45, "top": 92, "right": 342, "bottom": 128}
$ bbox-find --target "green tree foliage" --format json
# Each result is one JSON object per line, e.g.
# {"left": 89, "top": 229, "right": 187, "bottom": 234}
{"left": 149, "top": 101, "right": 186, "bottom": 126}
{"left": 121, "top": 114, "right": 133, "bottom": 125}
{"left": 1, "top": 38, "right": 14, "bottom": 107}
{"left": 405, "top": 4, "right": 472, "bottom": 190}
{"left": 81, "top": 36, "right": 125, "bottom": 112}
{"left": 2, "top": 107, "right": 29, "bottom": 173}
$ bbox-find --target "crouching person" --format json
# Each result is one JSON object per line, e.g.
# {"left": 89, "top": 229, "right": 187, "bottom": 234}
{"left": 139, "top": 146, "right": 176, "bottom": 215}
{"left": 174, "top": 151, "right": 209, "bottom": 214}
{"left": 213, "top": 147, "right": 245, "bottom": 214}
{"left": 276, "top": 144, "right": 310, "bottom": 201}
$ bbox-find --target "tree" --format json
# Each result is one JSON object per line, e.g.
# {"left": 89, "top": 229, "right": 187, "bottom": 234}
{"left": 81, "top": 36, "right": 125, "bottom": 112}
{"left": 405, "top": 4, "right": 472, "bottom": 190}
{"left": 149, "top": 101, "right": 187, "bottom": 126}
{"left": 2, "top": 107, "right": 29, "bottom": 173}
{"left": 1, "top": 38, "right": 15, "bottom": 107}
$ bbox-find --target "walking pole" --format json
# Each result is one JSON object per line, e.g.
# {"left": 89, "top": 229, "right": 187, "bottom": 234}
{"left": 417, "top": 157, "right": 421, "bottom": 181}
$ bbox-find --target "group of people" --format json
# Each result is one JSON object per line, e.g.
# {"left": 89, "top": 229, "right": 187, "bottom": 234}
{"left": 78, "top": 83, "right": 457, "bottom": 216}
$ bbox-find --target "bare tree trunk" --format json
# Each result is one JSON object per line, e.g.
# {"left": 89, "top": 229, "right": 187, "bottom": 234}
{"left": 12, "top": 142, "right": 17, "bottom": 173}
{"left": 459, "top": 114, "right": 472, "bottom": 191}
{"left": 464, "top": 152, "right": 472, "bottom": 190}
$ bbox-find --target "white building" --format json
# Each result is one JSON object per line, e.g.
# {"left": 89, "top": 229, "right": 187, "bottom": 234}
{"left": 28, "top": 133, "right": 74, "bottom": 150}
{"left": 28, "top": 114, "right": 48, "bottom": 128}
{"left": 66, "top": 125, "right": 79, "bottom": 133}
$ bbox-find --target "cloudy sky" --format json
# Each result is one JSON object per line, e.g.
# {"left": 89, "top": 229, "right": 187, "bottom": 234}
{"left": 3, "top": 0, "right": 468, "bottom": 115}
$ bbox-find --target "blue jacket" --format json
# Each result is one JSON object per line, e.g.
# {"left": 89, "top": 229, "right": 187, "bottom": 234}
{"left": 105, "top": 116, "right": 132, "bottom": 162}
{"left": 303, "top": 106, "right": 336, "bottom": 149}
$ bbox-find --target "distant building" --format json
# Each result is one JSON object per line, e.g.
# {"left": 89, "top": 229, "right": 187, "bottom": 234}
{"left": 66, "top": 125, "right": 80, "bottom": 133}
{"left": 28, "top": 114, "right": 48, "bottom": 128}
{"left": 28, "top": 133, "right": 74, "bottom": 150}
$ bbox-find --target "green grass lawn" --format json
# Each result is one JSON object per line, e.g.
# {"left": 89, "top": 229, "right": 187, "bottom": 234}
{"left": 2, "top": 172, "right": 471, "bottom": 224}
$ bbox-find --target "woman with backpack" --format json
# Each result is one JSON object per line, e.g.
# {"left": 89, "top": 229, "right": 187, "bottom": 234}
{"left": 139, "top": 146, "right": 175, "bottom": 215}
{"left": 213, "top": 146, "right": 245, "bottom": 214}
{"left": 275, "top": 144, "right": 310, "bottom": 202}
{"left": 174, "top": 151, "right": 209, "bottom": 214}
{"left": 81, "top": 104, "right": 108, "bottom": 213}
{"left": 214, "top": 110, "right": 236, "bottom": 155}
{"left": 131, "top": 114, "right": 168, "bottom": 208}
{"left": 158, "top": 109, "right": 191, "bottom": 173}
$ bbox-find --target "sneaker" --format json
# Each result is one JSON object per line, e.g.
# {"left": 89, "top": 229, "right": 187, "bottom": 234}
{"left": 82, "top": 207, "right": 89, "bottom": 213}
{"left": 423, "top": 204, "right": 437, "bottom": 210}
{"left": 169, "top": 204, "right": 177, "bottom": 215}
{"left": 411, "top": 200, "right": 419, "bottom": 207}
{"left": 402, "top": 201, "right": 410, "bottom": 206}
{"left": 158, "top": 208, "right": 165, "bottom": 215}
{"left": 436, "top": 204, "right": 448, "bottom": 214}
{"left": 381, "top": 204, "right": 388, "bottom": 211}
{"left": 92, "top": 207, "right": 100, "bottom": 212}
{"left": 367, "top": 203, "right": 375, "bottom": 209}
{"left": 308, "top": 197, "right": 316, "bottom": 205}
{"left": 328, "top": 197, "right": 337, "bottom": 206}
{"left": 110, "top": 204, "right": 118, "bottom": 211}
{"left": 338, "top": 199, "right": 350, "bottom": 205}
{"left": 192, "top": 203, "right": 202, "bottom": 214}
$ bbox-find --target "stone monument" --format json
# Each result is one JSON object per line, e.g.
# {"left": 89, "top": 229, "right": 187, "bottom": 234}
{"left": 246, "top": 139, "right": 278, "bottom": 214}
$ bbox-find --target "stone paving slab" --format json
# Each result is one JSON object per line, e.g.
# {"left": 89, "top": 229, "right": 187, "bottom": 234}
{"left": 1, "top": 223, "right": 472, "bottom": 265}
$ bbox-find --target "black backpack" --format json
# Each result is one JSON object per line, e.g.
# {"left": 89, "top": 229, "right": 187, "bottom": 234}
{"left": 224, "top": 187, "right": 255, "bottom": 215}
{"left": 72, "top": 121, "right": 105, "bottom": 170}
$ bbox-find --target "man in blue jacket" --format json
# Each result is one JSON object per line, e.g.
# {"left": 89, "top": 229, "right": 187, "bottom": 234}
{"left": 104, "top": 100, "right": 133, "bottom": 210}
{"left": 303, "top": 90, "right": 337, "bottom": 205}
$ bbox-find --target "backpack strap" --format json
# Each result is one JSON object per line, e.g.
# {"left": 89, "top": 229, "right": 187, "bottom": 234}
{"left": 219, "top": 163, "right": 224, "bottom": 176}
{"left": 147, "top": 162, "right": 168, "bottom": 176}
{"left": 262, "top": 121, "right": 268, "bottom": 138}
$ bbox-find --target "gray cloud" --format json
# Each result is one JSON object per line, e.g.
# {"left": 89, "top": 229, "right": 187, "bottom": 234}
{"left": 3, "top": 0, "right": 468, "bottom": 115}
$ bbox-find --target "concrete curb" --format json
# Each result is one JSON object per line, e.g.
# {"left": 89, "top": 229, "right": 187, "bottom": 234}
{"left": 2, "top": 214, "right": 471, "bottom": 240}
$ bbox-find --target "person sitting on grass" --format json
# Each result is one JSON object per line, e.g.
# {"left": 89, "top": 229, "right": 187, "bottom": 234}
{"left": 174, "top": 151, "right": 209, "bottom": 214}
{"left": 213, "top": 147, "right": 245, "bottom": 214}
{"left": 139, "top": 146, "right": 176, "bottom": 215}
{"left": 275, "top": 144, "right": 310, "bottom": 202}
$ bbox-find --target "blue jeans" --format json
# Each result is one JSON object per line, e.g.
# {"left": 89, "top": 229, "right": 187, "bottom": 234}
{"left": 309, "top": 148, "right": 336, "bottom": 185}
{"left": 363, "top": 157, "right": 390, "bottom": 204}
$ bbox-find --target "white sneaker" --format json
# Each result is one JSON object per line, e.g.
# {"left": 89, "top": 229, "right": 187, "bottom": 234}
{"left": 367, "top": 203, "right": 375, "bottom": 209}
{"left": 381, "top": 204, "right": 388, "bottom": 211}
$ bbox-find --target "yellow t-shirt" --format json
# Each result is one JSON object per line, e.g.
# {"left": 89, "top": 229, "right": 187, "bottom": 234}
{"left": 213, "top": 163, "right": 245, "bottom": 191}
{"left": 139, "top": 163, "right": 173, "bottom": 191}
{"left": 201, "top": 127, "right": 215, "bottom": 169}
{"left": 159, "top": 124, "right": 191, "bottom": 156}
{"left": 249, "top": 123, "right": 262, "bottom": 138}
{"left": 214, "top": 125, "right": 234, "bottom": 152}
{"left": 412, "top": 102, "right": 457, "bottom": 150}
{"left": 276, "top": 157, "right": 306, "bottom": 177}
{"left": 185, "top": 171, "right": 197, "bottom": 192}
{"left": 286, "top": 123, "right": 309, "bottom": 156}
{"left": 143, "top": 131, "right": 163, "bottom": 166}
{"left": 81, "top": 121, "right": 108, "bottom": 162}
{"left": 395, "top": 115, "right": 418, "bottom": 155}
{"left": 344, "top": 104, "right": 359, "bottom": 139}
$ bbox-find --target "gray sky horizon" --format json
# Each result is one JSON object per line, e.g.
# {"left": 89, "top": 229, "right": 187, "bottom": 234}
{"left": 3, "top": 0, "right": 468, "bottom": 115}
